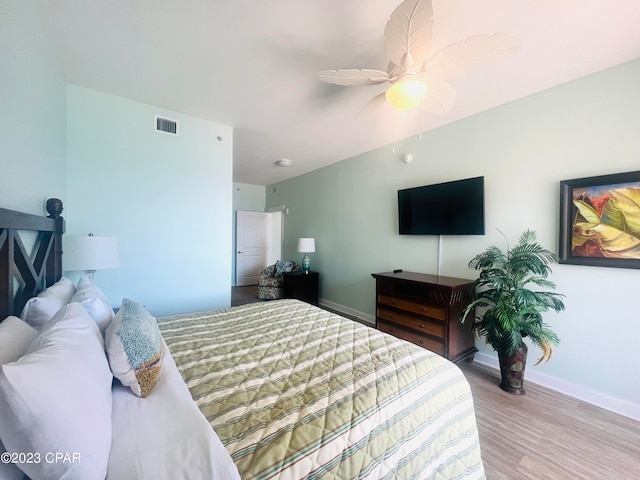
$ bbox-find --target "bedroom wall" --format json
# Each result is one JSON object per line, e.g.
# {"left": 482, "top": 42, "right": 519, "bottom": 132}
{"left": 0, "top": 1, "right": 67, "bottom": 213}
{"left": 66, "top": 85, "right": 233, "bottom": 316}
{"left": 267, "top": 59, "right": 640, "bottom": 419}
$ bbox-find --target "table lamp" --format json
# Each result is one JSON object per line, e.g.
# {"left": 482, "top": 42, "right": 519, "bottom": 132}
{"left": 297, "top": 237, "right": 315, "bottom": 274}
{"left": 64, "top": 233, "right": 120, "bottom": 281}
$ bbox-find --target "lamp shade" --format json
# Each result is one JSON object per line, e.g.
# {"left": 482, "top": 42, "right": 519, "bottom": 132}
{"left": 297, "top": 237, "right": 316, "bottom": 253}
{"left": 64, "top": 235, "right": 120, "bottom": 272}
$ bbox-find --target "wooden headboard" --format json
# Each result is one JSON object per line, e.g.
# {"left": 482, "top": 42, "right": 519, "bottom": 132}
{"left": 0, "top": 199, "right": 65, "bottom": 320}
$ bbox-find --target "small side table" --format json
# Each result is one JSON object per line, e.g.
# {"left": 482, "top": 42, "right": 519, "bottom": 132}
{"left": 283, "top": 271, "right": 319, "bottom": 306}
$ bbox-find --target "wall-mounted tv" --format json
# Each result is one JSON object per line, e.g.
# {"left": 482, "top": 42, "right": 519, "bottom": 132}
{"left": 398, "top": 176, "right": 485, "bottom": 235}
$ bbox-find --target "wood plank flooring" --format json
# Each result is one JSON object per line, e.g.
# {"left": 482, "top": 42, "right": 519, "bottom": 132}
{"left": 231, "top": 284, "right": 262, "bottom": 306}
{"left": 231, "top": 287, "right": 640, "bottom": 479}
{"left": 459, "top": 362, "right": 640, "bottom": 480}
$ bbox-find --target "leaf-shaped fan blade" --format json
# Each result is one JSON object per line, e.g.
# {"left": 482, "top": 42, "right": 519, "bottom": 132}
{"left": 384, "top": 0, "right": 434, "bottom": 69}
{"left": 358, "top": 92, "right": 390, "bottom": 119}
{"left": 421, "top": 79, "right": 456, "bottom": 115}
{"left": 387, "top": 61, "right": 404, "bottom": 78}
{"left": 317, "top": 69, "right": 389, "bottom": 86}
{"left": 424, "top": 33, "right": 523, "bottom": 81}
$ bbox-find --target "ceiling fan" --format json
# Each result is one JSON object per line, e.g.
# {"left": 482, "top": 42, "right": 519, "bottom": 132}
{"left": 317, "top": 0, "right": 523, "bottom": 116}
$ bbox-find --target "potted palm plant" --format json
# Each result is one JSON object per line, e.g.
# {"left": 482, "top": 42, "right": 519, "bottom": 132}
{"left": 462, "top": 230, "right": 565, "bottom": 395}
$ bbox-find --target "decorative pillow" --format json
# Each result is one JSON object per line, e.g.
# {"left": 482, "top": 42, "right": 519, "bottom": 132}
{"left": 0, "top": 303, "right": 113, "bottom": 480}
{"left": 0, "top": 316, "right": 39, "bottom": 480}
{"left": 105, "top": 298, "right": 163, "bottom": 398}
{"left": 274, "top": 260, "right": 294, "bottom": 277}
{"left": 20, "top": 276, "right": 75, "bottom": 329}
{"left": 71, "top": 276, "right": 114, "bottom": 333}
{"left": 107, "top": 339, "right": 240, "bottom": 480}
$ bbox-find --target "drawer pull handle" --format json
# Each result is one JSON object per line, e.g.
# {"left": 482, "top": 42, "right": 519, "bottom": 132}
{"left": 391, "top": 300, "right": 396, "bottom": 305}
{"left": 419, "top": 340, "right": 424, "bottom": 345}
{"left": 420, "top": 307, "right": 426, "bottom": 312}
{"left": 390, "top": 315, "right": 395, "bottom": 320}
{"left": 419, "top": 323, "right": 425, "bottom": 328}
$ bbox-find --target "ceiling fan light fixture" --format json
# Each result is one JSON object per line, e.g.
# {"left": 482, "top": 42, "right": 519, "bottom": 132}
{"left": 385, "top": 78, "right": 428, "bottom": 110}
{"left": 317, "top": 0, "right": 522, "bottom": 117}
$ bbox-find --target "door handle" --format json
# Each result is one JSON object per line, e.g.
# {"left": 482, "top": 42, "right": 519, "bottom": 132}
{"left": 238, "top": 251, "right": 244, "bottom": 254}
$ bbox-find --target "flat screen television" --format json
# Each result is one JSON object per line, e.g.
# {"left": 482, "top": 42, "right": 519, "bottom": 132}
{"left": 398, "top": 176, "right": 485, "bottom": 235}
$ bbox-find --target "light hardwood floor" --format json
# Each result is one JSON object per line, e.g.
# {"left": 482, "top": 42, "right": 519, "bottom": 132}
{"left": 458, "top": 362, "right": 640, "bottom": 480}
{"left": 230, "top": 287, "right": 640, "bottom": 479}
{"left": 231, "top": 284, "right": 262, "bottom": 306}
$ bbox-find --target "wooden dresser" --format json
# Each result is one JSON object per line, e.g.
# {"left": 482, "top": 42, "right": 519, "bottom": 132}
{"left": 371, "top": 271, "right": 477, "bottom": 363}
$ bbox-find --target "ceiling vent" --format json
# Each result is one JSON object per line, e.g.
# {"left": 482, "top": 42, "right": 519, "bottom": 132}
{"left": 154, "top": 115, "right": 178, "bottom": 135}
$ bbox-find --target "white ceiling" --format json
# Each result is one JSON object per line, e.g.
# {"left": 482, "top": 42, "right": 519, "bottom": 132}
{"left": 46, "top": 0, "right": 640, "bottom": 186}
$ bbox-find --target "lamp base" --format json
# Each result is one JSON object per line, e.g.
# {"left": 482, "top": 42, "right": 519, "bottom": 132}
{"left": 301, "top": 254, "right": 310, "bottom": 274}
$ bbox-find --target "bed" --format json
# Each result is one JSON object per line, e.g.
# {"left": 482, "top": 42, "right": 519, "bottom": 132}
{"left": 0, "top": 200, "right": 485, "bottom": 480}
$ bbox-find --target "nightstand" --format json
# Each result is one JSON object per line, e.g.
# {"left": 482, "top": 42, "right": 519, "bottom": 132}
{"left": 283, "top": 271, "right": 319, "bottom": 305}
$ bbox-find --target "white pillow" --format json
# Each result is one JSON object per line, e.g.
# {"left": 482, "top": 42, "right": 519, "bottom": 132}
{"left": 71, "top": 276, "right": 114, "bottom": 333}
{"left": 0, "top": 439, "right": 24, "bottom": 480}
{"left": 0, "top": 303, "right": 113, "bottom": 480}
{"left": 0, "top": 316, "right": 38, "bottom": 480}
{"left": 20, "top": 276, "right": 75, "bottom": 329}
{"left": 0, "top": 316, "right": 38, "bottom": 365}
{"left": 107, "top": 339, "right": 240, "bottom": 480}
{"left": 105, "top": 299, "right": 163, "bottom": 398}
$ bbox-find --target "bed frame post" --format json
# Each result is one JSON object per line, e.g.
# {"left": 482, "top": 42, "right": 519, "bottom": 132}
{"left": 0, "top": 199, "right": 65, "bottom": 320}
{"left": 46, "top": 198, "right": 64, "bottom": 287}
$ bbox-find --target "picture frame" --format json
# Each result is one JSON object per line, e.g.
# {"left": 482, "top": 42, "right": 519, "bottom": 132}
{"left": 559, "top": 170, "right": 640, "bottom": 269}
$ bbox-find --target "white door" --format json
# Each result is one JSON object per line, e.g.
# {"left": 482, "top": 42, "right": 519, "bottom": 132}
{"left": 236, "top": 211, "right": 268, "bottom": 286}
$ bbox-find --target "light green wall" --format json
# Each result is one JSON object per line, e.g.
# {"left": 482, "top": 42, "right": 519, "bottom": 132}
{"left": 268, "top": 59, "right": 640, "bottom": 414}
{"left": 231, "top": 182, "right": 266, "bottom": 285}
{"left": 66, "top": 85, "right": 233, "bottom": 316}
{"left": 0, "top": 1, "right": 67, "bottom": 212}
{"left": 233, "top": 183, "right": 267, "bottom": 212}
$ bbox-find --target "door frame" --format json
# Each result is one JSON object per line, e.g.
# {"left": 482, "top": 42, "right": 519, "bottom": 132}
{"left": 233, "top": 206, "right": 285, "bottom": 286}
{"left": 265, "top": 205, "right": 285, "bottom": 266}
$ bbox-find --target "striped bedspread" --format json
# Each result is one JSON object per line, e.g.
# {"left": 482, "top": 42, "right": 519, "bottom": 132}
{"left": 158, "top": 299, "right": 485, "bottom": 480}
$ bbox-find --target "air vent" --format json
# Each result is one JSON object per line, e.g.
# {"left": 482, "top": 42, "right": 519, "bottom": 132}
{"left": 154, "top": 115, "right": 178, "bottom": 135}
{"left": 271, "top": 186, "right": 278, "bottom": 194}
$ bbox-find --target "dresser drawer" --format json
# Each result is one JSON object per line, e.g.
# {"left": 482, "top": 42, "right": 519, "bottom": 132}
{"left": 378, "top": 321, "right": 445, "bottom": 356}
{"left": 378, "top": 294, "right": 446, "bottom": 321}
{"left": 377, "top": 307, "right": 445, "bottom": 339}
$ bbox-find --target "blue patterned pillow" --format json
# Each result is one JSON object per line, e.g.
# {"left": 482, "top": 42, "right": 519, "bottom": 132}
{"left": 105, "top": 299, "right": 163, "bottom": 397}
{"left": 274, "top": 260, "right": 294, "bottom": 277}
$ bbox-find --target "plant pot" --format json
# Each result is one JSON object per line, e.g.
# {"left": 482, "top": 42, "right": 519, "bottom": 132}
{"left": 498, "top": 343, "right": 528, "bottom": 395}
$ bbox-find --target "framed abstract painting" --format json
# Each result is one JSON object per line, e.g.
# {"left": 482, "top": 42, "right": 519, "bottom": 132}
{"left": 559, "top": 170, "right": 640, "bottom": 269}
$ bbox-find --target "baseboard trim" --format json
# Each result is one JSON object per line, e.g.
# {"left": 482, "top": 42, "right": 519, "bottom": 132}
{"left": 318, "top": 298, "right": 375, "bottom": 326}
{"left": 317, "top": 299, "right": 640, "bottom": 422}
{"left": 473, "top": 352, "right": 640, "bottom": 422}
